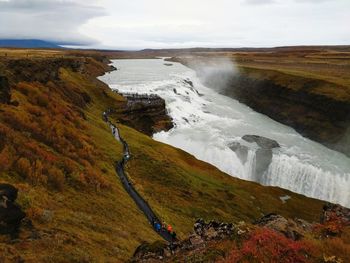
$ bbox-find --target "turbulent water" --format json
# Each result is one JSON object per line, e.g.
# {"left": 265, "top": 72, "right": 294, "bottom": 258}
{"left": 99, "top": 58, "right": 350, "bottom": 207}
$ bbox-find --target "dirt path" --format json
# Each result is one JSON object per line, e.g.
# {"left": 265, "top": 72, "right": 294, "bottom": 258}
{"left": 103, "top": 110, "right": 175, "bottom": 243}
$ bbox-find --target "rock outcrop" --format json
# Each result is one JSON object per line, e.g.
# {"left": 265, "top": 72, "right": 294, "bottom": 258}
{"left": 321, "top": 203, "right": 350, "bottom": 225}
{"left": 131, "top": 219, "right": 239, "bottom": 262}
{"left": 116, "top": 93, "right": 173, "bottom": 136}
{"left": 230, "top": 135, "right": 279, "bottom": 181}
{"left": 229, "top": 142, "right": 249, "bottom": 164}
{"left": 0, "top": 184, "right": 26, "bottom": 238}
{"left": 244, "top": 135, "right": 280, "bottom": 181}
{"left": 242, "top": 135, "right": 280, "bottom": 149}
{"left": 0, "top": 76, "right": 10, "bottom": 104}
{"left": 255, "top": 213, "right": 312, "bottom": 241}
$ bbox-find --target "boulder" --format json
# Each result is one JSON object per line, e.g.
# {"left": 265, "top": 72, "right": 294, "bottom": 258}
{"left": 0, "top": 76, "right": 10, "bottom": 104}
{"left": 242, "top": 135, "right": 280, "bottom": 149}
{"left": 194, "top": 218, "right": 234, "bottom": 241}
{"left": 321, "top": 203, "right": 350, "bottom": 224}
{"left": 0, "top": 183, "right": 18, "bottom": 202}
{"left": 184, "top": 79, "right": 194, "bottom": 87}
{"left": 0, "top": 184, "right": 25, "bottom": 237}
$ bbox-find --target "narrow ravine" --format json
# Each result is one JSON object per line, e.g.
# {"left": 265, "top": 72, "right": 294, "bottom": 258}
{"left": 102, "top": 110, "right": 176, "bottom": 243}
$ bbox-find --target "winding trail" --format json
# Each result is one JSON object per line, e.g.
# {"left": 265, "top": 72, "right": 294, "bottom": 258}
{"left": 103, "top": 111, "right": 175, "bottom": 243}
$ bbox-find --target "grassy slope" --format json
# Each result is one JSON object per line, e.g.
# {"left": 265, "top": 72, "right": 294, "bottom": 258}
{"left": 0, "top": 49, "right": 330, "bottom": 262}
{"left": 116, "top": 123, "right": 325, "bottom": 239}
{"left": 0, "top": 54, "right": 160, "bottom": 262}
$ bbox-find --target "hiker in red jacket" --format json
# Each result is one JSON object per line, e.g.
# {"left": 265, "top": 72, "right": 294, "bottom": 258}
{"left": 167, "top": 224, "right": 173, "bottom": 233}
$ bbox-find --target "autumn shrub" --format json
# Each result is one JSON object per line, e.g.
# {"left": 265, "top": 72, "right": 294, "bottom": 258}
{"left": 15, "top": 157, "right": 32, "bottom": 178}
{"left": 48, "top": 166, "right": 65, "bottom": 191}
{"left": 0, "top": 63, "right": 107, "bottom": 193}
{"left": 36, "top": 93, "right": 49, "bottom": 107}
{"left": 83, "top": 167, "right": 110, "bottom": 191}
{"left": 314, "top": 212, "right": 349, "bottom": 237}
{"left": 27, "top": 105, "right": 42, "bottom": 117}
{"left": 0, "top": 146, "right": 15, "bottom": 172}
{"left": 29, "top": 160, "right": 47, "bottom": 185}
{"left": 221, "top": 228, "right": 316, "bottom": 263}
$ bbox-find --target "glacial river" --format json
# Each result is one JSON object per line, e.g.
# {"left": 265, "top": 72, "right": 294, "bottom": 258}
{"left": 99, "top": 58, "right": 350, "bottom": 207}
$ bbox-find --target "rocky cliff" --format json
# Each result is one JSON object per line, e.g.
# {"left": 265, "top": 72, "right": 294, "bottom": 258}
{"left": 216, "top": 67, "right": 350, "bottom": 156}
{"left": 112, "top": 93, "right": 173, "bottom": 136}
{"left": 170, "top": 54, "right": 350, "bottom": 157}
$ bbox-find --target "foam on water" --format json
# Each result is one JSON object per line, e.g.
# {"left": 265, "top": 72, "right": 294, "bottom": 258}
{"left": 99, "top": 58, "right": 350, "bottom": 207}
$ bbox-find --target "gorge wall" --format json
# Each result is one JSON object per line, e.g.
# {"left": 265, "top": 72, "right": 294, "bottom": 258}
{"left": 217, "top": 67, "right": 350, "bottom": 157}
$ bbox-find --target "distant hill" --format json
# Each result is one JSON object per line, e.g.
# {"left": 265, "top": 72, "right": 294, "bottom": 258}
{"left": 0, "top": 39, "right": 62, "bottom": 49}
{"left": 141, "top": 45, "right": 350, "bottom": 53}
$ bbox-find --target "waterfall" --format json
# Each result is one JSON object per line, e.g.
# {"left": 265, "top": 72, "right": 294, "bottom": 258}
{"left": 264, "top": 154, "right": 350, "bottom": 206}
{"left": 99, "top": 58, "right": 350, "bottom": 208}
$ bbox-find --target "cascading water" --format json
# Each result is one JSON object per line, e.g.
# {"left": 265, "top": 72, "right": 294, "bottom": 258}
{"left": 99, "top": 58, "right": 350, "bottom": 208}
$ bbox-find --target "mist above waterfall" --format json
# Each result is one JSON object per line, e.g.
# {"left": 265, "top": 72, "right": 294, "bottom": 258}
{"left": 334, "top": 126, "right": 350, "bottom": 157}
{"left": 188, "top": 57, "right": 237, "bottom": 93}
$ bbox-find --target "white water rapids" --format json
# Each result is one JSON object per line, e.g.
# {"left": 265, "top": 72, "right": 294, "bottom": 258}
{"left": 99, "top": 58, "right": 350, "bottom": 207}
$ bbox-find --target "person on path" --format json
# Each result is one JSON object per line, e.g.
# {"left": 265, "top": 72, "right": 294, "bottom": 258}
{"left": 167, "top": 224, "right": 173, "bottom": 233}
{"left": 171, "top": 231, "right": 177, "bottom": 240}
{"left": 102, "top": 112, "right": 107, "bottom": 122}
{"left": 155, "top": 222, "right": 161, "bottom": 232}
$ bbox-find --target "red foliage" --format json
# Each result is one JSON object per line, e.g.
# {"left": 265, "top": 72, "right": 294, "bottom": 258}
{"left": 314, "top": 212, "right": 349, "bottom": 237}
{"left": 15, "top": 157, "right": 32, "bottom": 178}
{"left": 221, "top": 228, "right": 315, "bottom": 263}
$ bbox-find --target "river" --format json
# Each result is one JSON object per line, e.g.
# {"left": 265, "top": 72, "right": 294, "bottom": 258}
{"left": 99, "top": 58, "right": 350, "bottom": 208}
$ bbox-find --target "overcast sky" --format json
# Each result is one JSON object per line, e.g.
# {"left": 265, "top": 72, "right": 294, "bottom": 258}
{"left": 0, "top": 0, "right": 349, "bottom": 49}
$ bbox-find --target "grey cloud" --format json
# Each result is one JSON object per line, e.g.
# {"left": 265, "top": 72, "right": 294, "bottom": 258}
{"left": 244, "top": 0, "right": 275, "bottom": 5}
{"left": 1, "top": 0, "right": 349, "bottom": 49}
{"left": 0, "top": 0, "right": 105, "bottom": 45}
{"left": 294, "top": 0, "right": 331, "bottom": 3}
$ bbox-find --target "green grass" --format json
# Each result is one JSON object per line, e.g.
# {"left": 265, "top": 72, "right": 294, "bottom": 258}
{"left": 116, "top": 123, "right": 325, "bottom": 240}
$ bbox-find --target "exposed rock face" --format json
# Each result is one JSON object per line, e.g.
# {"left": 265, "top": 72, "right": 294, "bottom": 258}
{"left": 229, "top": 135, "right": 279, "bottom": 181}
{"left": 117, "top": 93, "right": 173, "bottom": 136}
{"left": 0, "top": 184, "right": 26, "bottom": 238}
{"left": 0, "top": 76, "right": 10, "bottom": 104}
{"left": 255, "top": 213, "right": 312, "bottom": 241}
{"left": 229, "top": 142, "right": 248, "bottom": 163}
